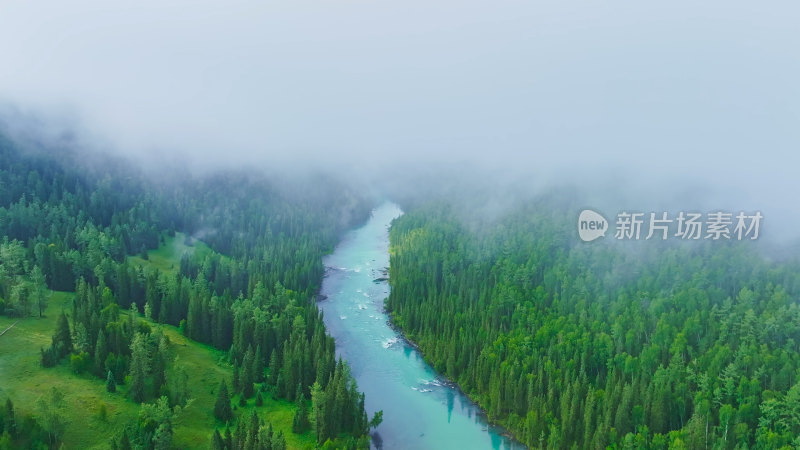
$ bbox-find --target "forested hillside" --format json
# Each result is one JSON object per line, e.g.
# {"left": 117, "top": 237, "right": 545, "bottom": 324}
{"left": 388, "top": 199, "right": 800, "bottom": 449}
{"left": 0, "top": 133, "right": 378, "bottom": 449}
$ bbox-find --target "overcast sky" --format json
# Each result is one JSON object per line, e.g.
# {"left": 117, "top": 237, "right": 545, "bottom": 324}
{"left": 0, "top": 1, "right": 798, "bottom": 235}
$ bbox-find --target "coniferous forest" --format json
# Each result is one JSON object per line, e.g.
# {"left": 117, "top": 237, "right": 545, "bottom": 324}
{"left": 2, "top": 1, "right": 798, "bottom": 449}
{"left": 3, "top": 129, "right": 800, "bottom": 450}
{"left": 387, "top": 200, "right": 800, "bottom": 449}
{"left": 0, "top": 133, "right": 379, "bottom": 449}
{"left": 3, "top": 132, "right": 800, "bottom": 450}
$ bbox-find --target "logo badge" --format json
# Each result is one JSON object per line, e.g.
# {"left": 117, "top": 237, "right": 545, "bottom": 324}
{"left": 578, "top": 209, "right": 608, "bottom": 242}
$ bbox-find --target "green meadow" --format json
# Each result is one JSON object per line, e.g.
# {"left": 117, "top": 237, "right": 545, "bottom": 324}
{"left": 128, "top": 232, "right": 214, "bottom": 275}
{"left": 0, "top": 236, "right": 314, "bottom": 449}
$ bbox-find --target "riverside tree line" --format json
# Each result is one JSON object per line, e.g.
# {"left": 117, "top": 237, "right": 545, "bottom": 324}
{"left": 388, "top": 198, "right": 800, "bottom": 449}
{"left": 0, "top": 133, "right": 379, "bottom": 449}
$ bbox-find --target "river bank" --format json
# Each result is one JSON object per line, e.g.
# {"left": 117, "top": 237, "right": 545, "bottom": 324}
{"left": 317, "top": 202, "right": 525, "bottom": 450}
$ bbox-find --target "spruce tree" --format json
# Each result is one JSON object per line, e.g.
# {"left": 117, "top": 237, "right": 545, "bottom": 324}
{"left": 292, "top": 393, "right": 310, "bottom": 433}
{"left": 128, "top": 333, "right": 148, "bottom": 403}
{"left": 214, "top": 379, "right": 233, "bottom": 422}
{"left": 106, "top": 370, "right": 116, "bottom": 393}
{"left": 94, "top": 330, "right": 108, "bottom": 376}
{"left": 241, "top": 346, "right": 254, "bottom": 398}
{"left": 268, "top": 350, "right": 279, "bottom": 385}
{"left": 4, "top": 399, "right": 15, "bottom": 437}
{"left": 253, "top": 344, "right": 264, "bottom": 383}
{"left": 30, "top": 265, "right": 47, "bottom": 318}
{"left": 53, "top": 312, "right": 73, "bottom": 358}
{"left": 310, "top": 381, "right": 327, "bottom": 443}
{"left": 211, "top": 429, "right": 224, "bottom": 450}
{"left": 118, "top": 428, "right": 132, "bottom": 450}
{"left": 224, "top": 427, "right": 232, "bottom": 449}
{"left": 273, "top": 430, "right": 286, "bottom": 450}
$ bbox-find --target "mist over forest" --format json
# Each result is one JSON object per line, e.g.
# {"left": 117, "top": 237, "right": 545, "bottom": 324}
{"left": 1, "top": 1, "right": 799, "bottom": 450}
{"left": 1, "top": 1, "right": 798, "bottom": 217}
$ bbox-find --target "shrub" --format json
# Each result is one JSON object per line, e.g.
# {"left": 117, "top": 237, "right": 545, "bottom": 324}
{"left": 40, "top": 347, "right": 58, "bottom": 368}
{"left": 70, "top": 351, "right": 91, "bottom": 374}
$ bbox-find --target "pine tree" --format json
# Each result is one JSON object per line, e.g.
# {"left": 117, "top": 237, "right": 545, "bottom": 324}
{"left": 118, "top": 428, "right": 132, "bottom": 450}
{"left": 30, "top": 265, "right": 47, "bottom": 317}
{"left": 247, "top": 410, "right": 259, "bottom": 449}
{"left": 258, "top": 422, "right": 273, "bottom": 449}
{"left": 211, "top": 429, "right": 224, "bottom": 450}
{"left": 214, "top": 379, "right": 233, "bottom": 422}
{"left": 4, "top": 399, "right": 15, "bottom": 437}
{"left": 151, "top": 333, "right": 169, "bottom": 395}
{"left": 128, "top": 332, "right": 148, "bottom": 403}
{"left": 94, "top": 330, "right": 108, "bottom": 376}
{"left": 224, "top": 427, "right": 233, "bottom": 450}
{"left": 292, "top": 390, "right": 310, "bottom": 434}
{"left": 253, "top": 344, "right": 264, "bottom": 383}
{"left": 40, "top": 345, "right": 57, "bottom": 367}
{"left": 128, "top": 302, "right": 138, "bottom": 335}
{"left": 268, "top": 349, "right": 279, "bottom": 385}
{"left": 241, "top": 345, "right": 255, "bottom": 398}
{"left": 273, "top": 430, "right": 286, "bottom": 450}
{"left": 53, "top": 312, "right": 73, "bottom": 358}
{"left": 310, "top": 381, "right": 327, "bottom": 443}
{"left": 106, "top": 370, "right": 117, "bottom": 393}
{"left": 369, "top": 410, "right": 383, "bottom": 429}
{"left": 232, "top": 419, "right": 245, "bottom": 450}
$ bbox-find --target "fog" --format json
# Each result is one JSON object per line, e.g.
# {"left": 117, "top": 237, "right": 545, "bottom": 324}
{"left": 1, "top": 1, "right": 798, "bottom": 239}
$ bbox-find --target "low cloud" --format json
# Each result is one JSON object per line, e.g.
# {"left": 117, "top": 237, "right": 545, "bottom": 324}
{"left": 0, "top": 0, "right": 798, "bottom": 239}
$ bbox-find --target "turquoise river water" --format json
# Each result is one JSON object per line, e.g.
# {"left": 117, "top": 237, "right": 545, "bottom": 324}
{"left": 318, "top": 203, "right": 526, "bottom": 450}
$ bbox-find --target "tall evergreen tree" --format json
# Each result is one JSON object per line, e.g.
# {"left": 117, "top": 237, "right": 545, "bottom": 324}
{"left": 214, "top": 379, "right": 233, "bottom": 423}
{"left": 94, "top": 330, "right": 108, "bottom": 376}
{"left": 3, "top": 399, "right": 15, "bottom": 438}
{"left": 310, "top": 381, "right": 327, "bottom": 443}
{"left": 128, "top": 332, "right": 148, "bottom": 403}
{"left": 211, "top": 429, "right": 224, "bottom": 450}
{"left": 30, "top": 265, "right": 47, "bottom": 317}
{"left": 241, "top": 345, "right": 255, "bottom": 398}
{"left": 53, "top": 312, "right": 73, "bottom": 358}
{"left": 292, "top": 388, "right": 310, "bottom": 434}
{"left": 106, "top": 370, "right": 117, "bottom": 393}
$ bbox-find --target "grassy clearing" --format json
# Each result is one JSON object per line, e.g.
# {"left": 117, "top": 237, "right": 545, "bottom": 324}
{"left": 135, "top": 234, "right": 313, "bottom": 449}
{"left": 0, "top": 293, "right": 312, "bottom": 449}
{"left": 129, "top": 232, "right": 214, "bottom": 275}
{"left": 163, "top": 319, "right": 315, "bottom": 449}
{"left": 231, "top": 392, "right": 316, "bottom": 450}
{"left": 0, "top": 235, "right": 312, "bottom": 449}
{"left": 0, "top": 292, "right": 139, "bottom": 449}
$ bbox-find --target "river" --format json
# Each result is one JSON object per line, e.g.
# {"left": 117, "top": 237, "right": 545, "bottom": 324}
{"left": 318, "top": 202, "right": 526, "bottom": 450}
